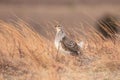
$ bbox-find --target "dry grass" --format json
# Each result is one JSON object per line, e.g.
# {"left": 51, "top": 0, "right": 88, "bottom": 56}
{"left": 0, "top": 16, "right": 120, "bottom": 80}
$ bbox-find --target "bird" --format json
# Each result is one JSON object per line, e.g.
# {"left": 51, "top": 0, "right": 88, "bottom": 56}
{"left": 54, "top": 24, "right": 81, "bottom": 56}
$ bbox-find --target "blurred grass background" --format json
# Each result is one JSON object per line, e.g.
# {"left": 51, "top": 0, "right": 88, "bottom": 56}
{"left": 0, "top": 0, "right": 120, "bottom": 80}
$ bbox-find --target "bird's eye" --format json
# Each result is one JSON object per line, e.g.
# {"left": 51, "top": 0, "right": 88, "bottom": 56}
{"left": 55, "top": 25, "right": 61, "bottom": 28}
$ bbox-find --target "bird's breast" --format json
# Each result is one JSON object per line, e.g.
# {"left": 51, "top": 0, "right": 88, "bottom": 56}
{"left": 54, "top": 38, "right": 70, "bottom": 54}
{"left": 54, "top": 40, "right": 59, "bottom": 49}
{"left": 54, "top": 31, "right": 65, "bottom": 49}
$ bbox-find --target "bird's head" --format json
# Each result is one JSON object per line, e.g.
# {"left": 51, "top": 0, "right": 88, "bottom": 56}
{"left": 55, "top": 24, "right": 63, "bottom": 32}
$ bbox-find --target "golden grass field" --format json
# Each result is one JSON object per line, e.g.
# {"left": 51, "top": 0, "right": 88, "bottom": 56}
{"left": 0, "top": 5, "right": 120, "bottom": 80}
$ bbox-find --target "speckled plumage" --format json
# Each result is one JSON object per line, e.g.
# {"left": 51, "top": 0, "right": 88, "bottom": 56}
{"left": 54, "top": 25, "right": 81, "bottom": 56}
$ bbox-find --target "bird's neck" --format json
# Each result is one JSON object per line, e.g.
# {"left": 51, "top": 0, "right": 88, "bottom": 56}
{"left": 57, "top": 29, "right": 65, "bottom": 35}
{"left": 56, "top": 29, "right": 65, "bottom": 39}
{"left": 56, "top": 28, "right": 62, "bottom": 33}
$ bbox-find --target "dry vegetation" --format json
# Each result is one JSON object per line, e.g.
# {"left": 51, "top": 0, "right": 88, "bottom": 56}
{"left": 0, "top": 5, "right": 120, "bottom": 80}
{"left": 0, "top": 17, "right": 120, "bottom": 80}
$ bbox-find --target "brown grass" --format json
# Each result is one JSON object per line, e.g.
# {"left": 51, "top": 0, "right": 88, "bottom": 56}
{"left": 0, "top": 18, "right": 120, "bottom": 80}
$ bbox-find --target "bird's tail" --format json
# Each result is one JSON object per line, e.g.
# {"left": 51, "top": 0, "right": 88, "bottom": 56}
{"left": 77, "top": 41, "right": 84, "bottom": 48}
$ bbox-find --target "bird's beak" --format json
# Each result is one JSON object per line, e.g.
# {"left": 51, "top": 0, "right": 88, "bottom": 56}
{"left": 55, "top": 25, "right": 57, "bottom": 28}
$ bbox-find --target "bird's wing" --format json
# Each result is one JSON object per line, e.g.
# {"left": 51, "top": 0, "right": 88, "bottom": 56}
{"left": 60, "top": 36, "right": 80, "bottom": 53}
